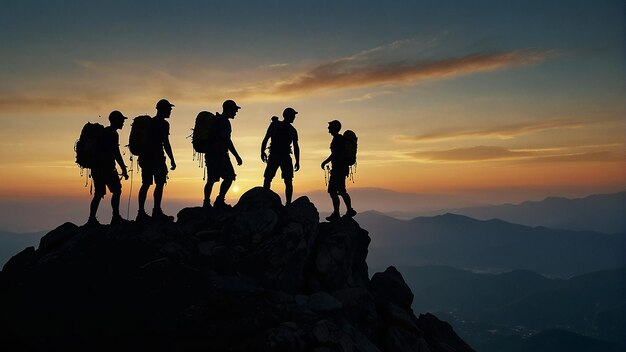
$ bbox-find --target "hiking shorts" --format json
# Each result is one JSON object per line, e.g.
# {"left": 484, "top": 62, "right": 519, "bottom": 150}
{"left": 327, "top": 168, "right": 348, "bottom": 195}
{"left": 91, "top": 167, "right": 121, "bottom": 197}
{"left": 264, "top": 154, "right": 293, "bottom": 180}
{"left": 205, "top": 153, "right": 236, "bottom": 183}
{"left": 139, "top": 155, "right": 168, "bottom": 185}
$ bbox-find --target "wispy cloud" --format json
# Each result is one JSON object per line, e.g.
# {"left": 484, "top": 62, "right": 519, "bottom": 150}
{"left": 340, "top": 91, "right": 395, "bottom": 103}
{"left": 267, "top": 49, "right": 551, "bottom": 96}
{"left": 0, "top": 38, "right": 554, "bottom": 112}
{"left": 396, "top": 119, "right": 591, "bottom": 143}
{"left": 411, "top": 146, "right": 532, "bottom": 161}
{"left": 409, "top": 145, "right": 622, "bottom": 163}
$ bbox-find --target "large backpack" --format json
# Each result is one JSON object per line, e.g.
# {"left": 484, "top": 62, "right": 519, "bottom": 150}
{"left": 192, "top": 111, "right": 218, "bottom": 153}
{"left": 128, "top": 115, "right": 152, "bottom": 156}
{"left": 343, "top": 130, "right": 358, "bottom": 166}
{"left": 269, "top": 119, "right": 294, "bottom": 155}
{"left": 75, "top": 122, "right": 105, "bottom": 169}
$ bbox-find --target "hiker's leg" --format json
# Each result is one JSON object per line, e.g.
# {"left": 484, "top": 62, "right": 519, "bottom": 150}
{"left": 90, "top": 173, "right": 105, "bottom": 219}
{"left": 90, "top": 193, "right": 103, "bottom": 219}
{"left": 138, "top": 183, "right": 150, "bottom": 212}
{"left": 153, "top": 182, "right": 164, "bottom": 211}
{"left": 284, "top": 178, "right": 293, "bottom": 204}
{"left": 330, "top": 193, "right": 340, "bottom": 214}
{"left": 339, "top": 191, "right": 352, "bottom": 211}
{"left": 218, "top": 178, "right": 232, "bottom": 199}
{"left": 204, "top": 180, "right": 215, "bottom": 205}
{"left": 111, "top": 190, "right": 121, "bottom": 217}
{"left": 263, "top": 177, "right": 272, "bottom": 189}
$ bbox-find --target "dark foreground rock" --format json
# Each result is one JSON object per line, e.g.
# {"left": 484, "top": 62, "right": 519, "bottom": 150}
{"left": 0, "top": 187, "right": 474, "bottom": 352}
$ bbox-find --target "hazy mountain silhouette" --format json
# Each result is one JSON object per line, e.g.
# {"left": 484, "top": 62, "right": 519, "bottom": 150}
{"left": 398, "top": 266, "right": 625, "bottom": 351}
{"left": 440, "top": 191, "right": 625, "bottom": 234}
{"left": 357, "top": 211, "right": 624, "bottom": 277}
{"left": 0, "top": 187, "right": 474, "bottom": 352}
{"left": 300, "top": 187, "right": 481, "bottom": 214}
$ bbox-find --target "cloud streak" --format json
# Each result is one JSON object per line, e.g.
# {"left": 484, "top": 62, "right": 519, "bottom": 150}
{"left": 396, "top": 119, "right": 591, "bottom": 142}
{"left": 0, "top": 39, "right": 553, "bottom": 112}
{"left": 409, "top": 145, "right": 622, "bottom": 163}
{"left": 269, "top": 49, "right": 551, "bottom": 96}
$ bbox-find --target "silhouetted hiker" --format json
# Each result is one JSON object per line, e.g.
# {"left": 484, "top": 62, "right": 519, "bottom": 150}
{"left": 261, "top": 107, "right": 300, "bottom": 204}
{"left": 203, "top": 99, "right": 243, "bottom": 208}
{"left": 87, "top": 111, "right": 130, "bottom": 226}
{"left": 321, "top": 120, "right": 357, "bottom": 221}
{"left": 136, "top": 99, "right": 177, "bottom": 222}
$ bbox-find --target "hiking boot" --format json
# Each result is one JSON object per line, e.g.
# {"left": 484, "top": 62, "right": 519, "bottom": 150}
{"left": 325, "top": 213, "right": 341, "bottom": 222}
{"left": 152, "top": 209, "right": 174, "bottom": 222}
{"left": 344, "top": 208, "right": 357, "bottom": 218}
{"left": 136, "top": 210, "right": 151, "bottom": 222}
{"left": 213, "top": 197, "right": 231, "bottom": 209}
{"left": 202, "top": 199, "right": 212, "bottom": 210}
{"left": 85, "top": 217, "right": 101, "bottom": 227}
{"left": 111, "top": 215, "right": 131, "bottom": 226}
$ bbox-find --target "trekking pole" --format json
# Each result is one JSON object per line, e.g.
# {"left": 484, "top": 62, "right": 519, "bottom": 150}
{"left": 126, "top": 154, "right": 134, "bottom": 220}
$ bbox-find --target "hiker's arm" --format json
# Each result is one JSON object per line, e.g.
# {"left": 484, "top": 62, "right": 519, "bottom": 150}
{"left": 114, "top": 148, "right": 129, "bottom": 179}
{"left": 293, "top": 140, "right": 300, "bottom": 171}
{"left": 227, "top": 140, "right": 243, "bottom": 166}
{"left": 164, "top": 138, "right": 176, "bottom": 170}
{"left": 260, "top": 130, "right": 271, "bottom": 162}
{"left": 321, "top": 155, "right": 331, "bottom": 169}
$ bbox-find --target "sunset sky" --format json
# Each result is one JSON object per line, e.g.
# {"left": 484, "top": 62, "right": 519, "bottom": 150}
{"left": 0, "top": 1, "right": 624, "bottom": 230}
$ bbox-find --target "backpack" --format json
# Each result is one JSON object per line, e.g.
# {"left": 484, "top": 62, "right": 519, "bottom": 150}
{"left": 75, "top": 122, "right": 105, "bottom": 169}
{"left": 269, "top": 119, "right": 294, "bottom": 155}
{"left": 343, "top": 130, "right": 358, "bottom": 166}
{"left": 192, "top": 111, "right": 218, "bottom": 153}
{"left": 128, "top": 115, "right": 152, "bottom": 156}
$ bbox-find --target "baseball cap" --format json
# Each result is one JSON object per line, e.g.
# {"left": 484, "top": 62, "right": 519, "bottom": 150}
{"left": 223, "top": 99, "right": 241, "bottom": 110}
{"left": 283, "top": 107, "right": 298, "bottom": 116}
{"left": 156, "top": 99, "right": 175, "bottom": 110}
{"left": 108, "top": 110, "right": 128, "bottom": 122}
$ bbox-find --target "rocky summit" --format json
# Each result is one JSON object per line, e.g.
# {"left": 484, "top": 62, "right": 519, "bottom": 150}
{"left": 0, "top": 187, "right": 474, "bottom": 352}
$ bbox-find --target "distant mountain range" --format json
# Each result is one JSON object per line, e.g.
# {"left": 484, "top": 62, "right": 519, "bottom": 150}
{"left": 358, "top": 211, "right": 624, "bottom": 277}
{"left": 441, "top": 191, "right": 625, "bottom": 234}
{"left": 398, "top": 266, "right": 625, "bottom": 352}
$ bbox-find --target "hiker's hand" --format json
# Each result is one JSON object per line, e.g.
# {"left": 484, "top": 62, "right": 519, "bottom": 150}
{"left": 261, "top": 152, "right": 267, "bottom": 163}
{"left": 294, "top": 162, "right": 300, "bottom": 172}
{"left": 235, "top": 155, "right": 243, "bottom": 166}
{"left": 122, "top": 171, "right": 129, "bottom": 180}
{"left": 170, "top": 161, "right": 177, "bottom": 170}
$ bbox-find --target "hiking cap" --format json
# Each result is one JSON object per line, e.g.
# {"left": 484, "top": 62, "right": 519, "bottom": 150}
{"left": 283, "top": 107, "right": 298, "bottom": 117}
{"left": 223, "top": 99, "right": 241, "bottom": 110}
{"left": 328, "top": 120, "right": 341, "bottom": 130}
{"left": 108, "top": 110, "right": 128, "bottom": 122}
{"left": 156, "top": 99, "right": 175, "bottom": 110}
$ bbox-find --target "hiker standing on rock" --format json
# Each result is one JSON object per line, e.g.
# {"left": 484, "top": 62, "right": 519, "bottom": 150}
{"left": 203, "top": 99, "right": 243, "bottom": 208}
{"left": 321, "top": 120, "right": 357, "bottom": 221}
{"left": 137, "top": 99, "right": 177, "bottom": 222}
{"left": 261, "top": 107, "right": 300, "bottom": 205}
{"left": 87, "top": 111, "right": 130, "bottom": 226}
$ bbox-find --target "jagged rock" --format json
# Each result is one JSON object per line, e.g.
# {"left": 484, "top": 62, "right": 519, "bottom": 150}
{"left": 2, "top": 246, "right": 36, "bottom": 273}
{"left": 305, "top": 291, "right": 343, "bottom": 312}
{"left": 415, "top": 313, "right": 475, "bottom": 352}
{"left": 235, "top": 186, "right": 283, "bottom": 212}
{"left": 38, "top": 222, "right": 79, "bottom": 250}
{"left": 310, "top": 218, "right": 370, "bottom": 292}
{"left": 370, "top": 266, "right": 414, "bottom": 310}
{"left": 0, "top": 187, "right": 474, "bottom": 352}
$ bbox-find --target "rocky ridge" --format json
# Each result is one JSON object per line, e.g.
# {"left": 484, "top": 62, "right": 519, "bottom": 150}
{"left": 0, "top": 187, "right": 474, "bottom": 352}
